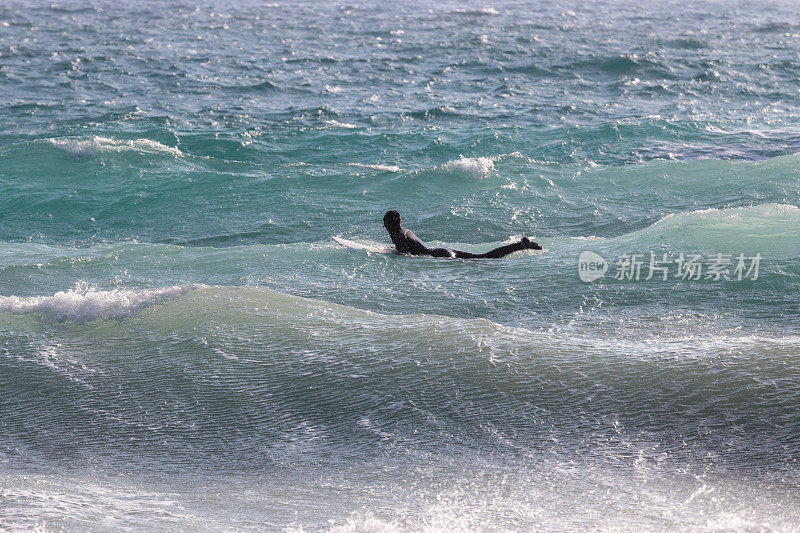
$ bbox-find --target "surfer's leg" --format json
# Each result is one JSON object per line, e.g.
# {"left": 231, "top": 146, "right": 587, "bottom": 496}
{"left": 454, "top": 243, "right": 523, "bottom": 259}
{"left": 454, "top": 238, "right": 541, "bottom": 259}
{"left": 453, "top": 249, "right": 480, "bottom": 259}
{"left": 428, "top": 247, "right": 456, "bottom": 258}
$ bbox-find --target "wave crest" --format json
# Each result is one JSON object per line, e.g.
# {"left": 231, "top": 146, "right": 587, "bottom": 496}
{"left": 442, "top": 156, "right": 495, "bottom": 178}
{"left": 47, "top": 136, "right": 182, "bottom": 159}
{"left": 449, "top": 7, "right": 500, "bottom": 16}
{"left": 0, "top": 283, "right": 196, "bottom": 322}
{"left": 614, "top": 203, "right": 800, "bottom": 255}
{"left": 349, "top": 163, "right": 403, "bottom": 173}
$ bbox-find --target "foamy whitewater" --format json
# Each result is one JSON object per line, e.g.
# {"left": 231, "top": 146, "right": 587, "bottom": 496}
{"left": 2, "top": 0, "right": 800, "bottom": 531}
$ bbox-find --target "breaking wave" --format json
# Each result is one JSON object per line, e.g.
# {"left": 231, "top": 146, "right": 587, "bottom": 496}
{"left": 441, "top": 156, "right": 495, "bottom": 177}
{"left": 47, "top": 136, "right": 183, "bottom": 159}
{"left": 0, "top": 282, "right": 196, "bottom": 322}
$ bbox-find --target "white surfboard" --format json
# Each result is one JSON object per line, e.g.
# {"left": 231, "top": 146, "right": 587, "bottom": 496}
{"left": 332, "top": 236, "right": 398, "bottom": 254}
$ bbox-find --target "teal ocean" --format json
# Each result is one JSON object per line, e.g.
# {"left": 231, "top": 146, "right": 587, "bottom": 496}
{"left": 2, "top": 1, "right": 800, "bottom": 530}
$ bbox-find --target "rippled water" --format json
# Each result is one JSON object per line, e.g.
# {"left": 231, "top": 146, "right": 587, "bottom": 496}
{"left": 2, "top": 0, "right": 800, "bottom": 530}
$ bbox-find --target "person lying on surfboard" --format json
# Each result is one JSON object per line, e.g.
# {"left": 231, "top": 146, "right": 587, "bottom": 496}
{"left": 382, "top": 210, "right": 542, "bottom": 258}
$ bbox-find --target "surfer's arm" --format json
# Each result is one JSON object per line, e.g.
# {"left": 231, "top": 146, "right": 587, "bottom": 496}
{"left": 397, "top": 229, "right": 431, "bottom": 255}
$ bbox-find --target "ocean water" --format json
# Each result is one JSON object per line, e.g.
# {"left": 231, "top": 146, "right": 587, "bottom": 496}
{"left": 2, "top": 0, "right": 800, "bottom": 530}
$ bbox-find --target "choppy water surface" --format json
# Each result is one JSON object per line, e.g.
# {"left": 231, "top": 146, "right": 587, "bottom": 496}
{"left": 2, "top": 0, "right": 800, "bottom": 530}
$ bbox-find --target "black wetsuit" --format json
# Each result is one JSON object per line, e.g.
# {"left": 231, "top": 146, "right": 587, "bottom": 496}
{"left": 388, "top": 227, "right": 538, "bottom": 259}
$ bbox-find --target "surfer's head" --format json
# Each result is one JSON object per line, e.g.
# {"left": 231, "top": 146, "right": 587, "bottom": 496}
{"left": 383, "top": 210, "right": 401, "bottom": 231}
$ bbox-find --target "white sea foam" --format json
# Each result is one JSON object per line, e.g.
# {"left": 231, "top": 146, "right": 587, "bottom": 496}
{"left": 442, "top": 156, "right": 495, "bottom": 178}
{"left": 324, "top": 120, "right": 359, "bottom": 129}
{"left": 48, "top": 136, "right": 183, "bottom": 158}
{"left": 0, "top": 476, "right": 185, "bottom": 531}
{"left": 349, "top": 163, "right": 403, "bottom": 172}
{"left": 450, "top": 7, "right": 500, "bottom": 15}
{"left": 0, "top": 283, "right": 194, "bottom": 322}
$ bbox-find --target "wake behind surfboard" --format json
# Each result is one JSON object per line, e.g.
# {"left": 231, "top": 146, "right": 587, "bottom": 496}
{"left": 332, "top": 236, "right": 398, "bottom": 254}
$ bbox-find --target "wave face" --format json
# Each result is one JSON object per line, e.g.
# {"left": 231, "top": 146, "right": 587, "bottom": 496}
{"left": 3, "top": 284, "right": 799, "bottom": 462}
{"left": 2, "top": 286, "right": 800, "bottom": 530}
{"left": 3, "top": 0, "right": 800, "bottom": 530}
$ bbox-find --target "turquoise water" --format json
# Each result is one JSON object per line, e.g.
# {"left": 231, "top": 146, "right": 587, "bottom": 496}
{"left": 2, "top": 1, "right": 800, "bottom": 530}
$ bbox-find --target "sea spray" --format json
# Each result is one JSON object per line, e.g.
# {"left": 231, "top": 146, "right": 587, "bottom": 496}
{"left": 0, "top": 282, "right": 196, "bottom": 322}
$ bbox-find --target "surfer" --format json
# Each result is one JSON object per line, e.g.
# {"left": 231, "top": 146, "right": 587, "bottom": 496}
{"left": 382, "top": 210, "right": 541, "bottom": 258}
